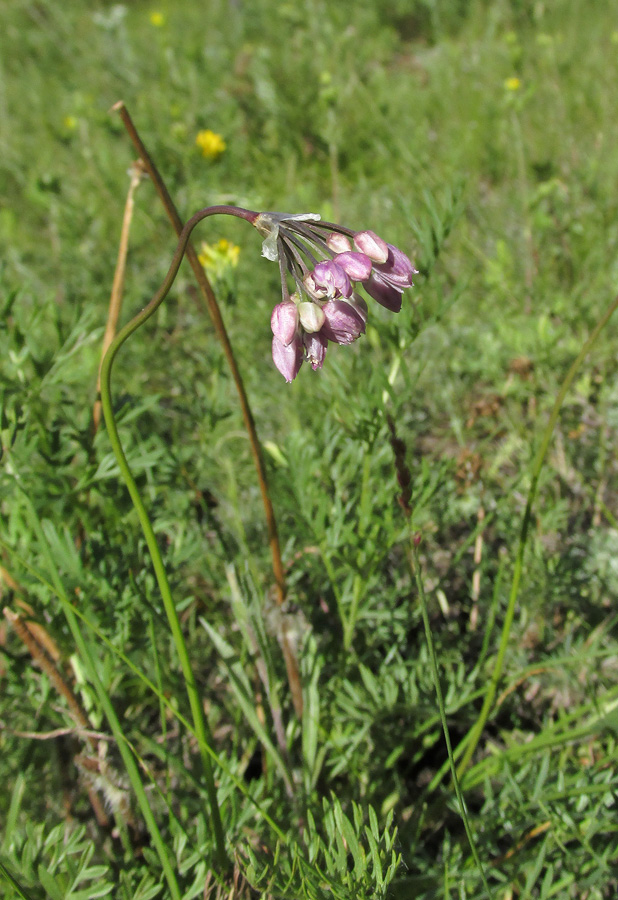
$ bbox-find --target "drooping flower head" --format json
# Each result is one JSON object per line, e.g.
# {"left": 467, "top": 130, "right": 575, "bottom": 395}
{"left": 254, "top": 212, "right": 418, "bottom": 381}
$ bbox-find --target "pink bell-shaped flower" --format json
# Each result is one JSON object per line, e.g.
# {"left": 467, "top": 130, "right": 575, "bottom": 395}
{"left": 304, "top": 260, "right": 352, "bottom": 300}
{"left": 373, "top": 243, "right": 417, "bottom": 290}
{"left": 271, "top": 301, "right": 299, "bottom": 346}
{"left": 326, "top": 232, "right": 352, "bottom": 254}
{"left": 320, "top": 300, "right": 366, "bottom": 345}
{"left": 304, "top": 331, "right": 328, "bottom": 370}
{"left": 332, "top": 251, "right": 373, "bottom": 282}
{"left": 272, "top": 334, "right": 303, "bottom": 382}
{"left": 353, "top": 230, "right": 389, "bottom": 264}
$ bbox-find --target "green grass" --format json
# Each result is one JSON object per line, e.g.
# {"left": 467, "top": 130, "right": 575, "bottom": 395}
{"left": 2, "top": 0, "right": 618, "bottom": 897}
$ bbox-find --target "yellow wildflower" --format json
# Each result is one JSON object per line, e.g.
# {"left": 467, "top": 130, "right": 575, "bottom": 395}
{"left": 504, "top": 77, "right": 521, "bottom": 91}
{"left": 195, "top": 129, "right": 226, "bottom": 160}
{"left": 198, "top": 239, "right": 240, "bottom": 276}
{"left": 63, "top": 115, "right": 78, "bottom": 130}
{"left": 149, "top": 11, "right": 165, "bottom": 27}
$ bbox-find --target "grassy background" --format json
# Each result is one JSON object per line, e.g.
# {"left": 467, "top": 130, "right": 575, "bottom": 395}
{"left": 2, "top": 0, "right": 618, "bottom": 897}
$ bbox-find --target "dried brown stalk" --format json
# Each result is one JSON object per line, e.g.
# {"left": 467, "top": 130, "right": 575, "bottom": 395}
{"left": 93, "top": 160, "right": 145, "bottom": 434}
{"left": 3, "top": 606, "right": 110, "bottom": 827}
{"left": 469, "top": 505, "right": 485, "bottom": 632}
{"left": 4, "top": 608, "right": 93, "bottom": 741}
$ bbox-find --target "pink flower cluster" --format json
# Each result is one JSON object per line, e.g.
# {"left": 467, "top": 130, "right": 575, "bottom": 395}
{"left": 270, "top": 229, "right": 417, "bottom": 382}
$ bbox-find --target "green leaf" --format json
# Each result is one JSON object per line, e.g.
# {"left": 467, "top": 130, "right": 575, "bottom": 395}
{"left": 37, "top": 866, "right": 64, "bottom": 900}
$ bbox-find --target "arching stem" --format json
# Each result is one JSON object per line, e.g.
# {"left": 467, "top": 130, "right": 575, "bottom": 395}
{"left": 112, "top": 102, "right": 303, "bottom": 717}
{"left": 100, "top": 204, "right": 257, "bottom": 870}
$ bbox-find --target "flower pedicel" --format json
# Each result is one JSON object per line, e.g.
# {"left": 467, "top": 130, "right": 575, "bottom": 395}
{"left": 254, "top": 213, "right": 418, "bottom": 381}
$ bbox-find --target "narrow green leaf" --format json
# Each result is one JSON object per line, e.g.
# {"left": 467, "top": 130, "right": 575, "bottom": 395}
{"left": 37, "top": 866, "right": 64, "bottom": 900}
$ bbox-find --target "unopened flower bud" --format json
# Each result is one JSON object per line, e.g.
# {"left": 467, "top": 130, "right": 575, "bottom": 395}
{"left": 320, "top": 300, "right": 366, "bottom": 345}
{"left": 333, "top": 251, "right": 373, "bottom": 282}
{"left": 298, "top": 301, "right": 325, "bottom": 333}
{"left": 272, "top": 334, "right": 303, "bottom": 381}
{"left": 353, "top": 230, "right": 389, "bottom": 264}
{"left": 271, "top": 301, "right": 299, "bottom": 346}
{"left": 326, "top": 232, "right": 352, "bottom": 254}
{"left": 304, "top": 331, "right": 328, "bottom": 370}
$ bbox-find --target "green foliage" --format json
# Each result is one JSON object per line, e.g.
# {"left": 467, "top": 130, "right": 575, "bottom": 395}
{"left": 2, "top": 0, "right": 618, "bottom": 897}
{"left": 1, "top": 821, "right": 114, "bottom": 900}
{"left": 243, "top": 797, "right": 400, "bottom": 900}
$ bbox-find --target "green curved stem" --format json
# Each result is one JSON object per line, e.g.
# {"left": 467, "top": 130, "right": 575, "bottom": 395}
{"left": 457, "top": 293, "right": 618, "bottom": 779}
{"left": 411, "top": 540, "right": 492, "bottom": 899}
{"left": 100, "top": 204, "right": 258, "bottom": 872}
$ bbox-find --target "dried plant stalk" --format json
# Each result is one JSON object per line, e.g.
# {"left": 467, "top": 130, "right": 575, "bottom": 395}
{"left": 93, "top": 160, "right": 145, "bottom": 434}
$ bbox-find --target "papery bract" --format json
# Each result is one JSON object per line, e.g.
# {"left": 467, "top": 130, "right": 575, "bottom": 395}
{"left": 272, "top": 334, "right": 303, "bottom": 381}
{"left": 256, "top": 211, "right": 321, "bottom": 261}
{"left": 320, "top": 300, "right": 366, "bottom": 345}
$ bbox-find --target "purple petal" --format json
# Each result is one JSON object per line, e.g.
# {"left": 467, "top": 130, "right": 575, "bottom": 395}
{"left": 320, "top": 300, "right": 366, "bottom": 345}
{"left": 347, "top": 291, "right": 368, "bottom": 324}
{"left": 304, "top": 331, "right": 328, "bottom": 370}
{"left": 373, "top": 244, "right": 417, "bottom": 290}
{"left": 333, "top": 251, "right": 373, "bottom": 282}
{"left": 353, "top": 230, "right": 389, "bottom": 264}
{"left": 362, "top": 272, "right": 403, "bottom": 313}
{"left": 271, "top": 301, "right": 299, "bottom": 346}
{"left": 272, "top": 335, "right": 303, "bottom": 381}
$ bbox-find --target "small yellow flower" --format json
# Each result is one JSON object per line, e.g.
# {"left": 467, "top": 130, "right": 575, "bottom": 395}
{"left": 195, "top": 129, "right": 226, "bottom": 160}
{"left": 504, "top": 76, "right": 521, "bottom": 91}
{"left": 149, "top": 11, "right": 165, "bottom": 27}
{"left": 63, "top": 115, "right": 78, "bottom": 130}
{"left": 198, "top": 239, "right": 240, "bottom": 275}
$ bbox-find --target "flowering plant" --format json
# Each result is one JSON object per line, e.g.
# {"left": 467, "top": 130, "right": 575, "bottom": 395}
{"left": 98, "top": 184, "right": 418, "bottom": 886}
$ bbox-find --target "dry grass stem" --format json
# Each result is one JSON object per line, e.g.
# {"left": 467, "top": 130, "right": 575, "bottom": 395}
{"left": 3, "top": 607, "right": 118, "bottom": 828}
{"left": 469, "top": 504, "right": 485, "bottom": 631}
{"left": 4, "top": 607, "right": 96, "bottom": 744}
{"left": 93, "top": 160, "right": 145, "bottom": 434}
